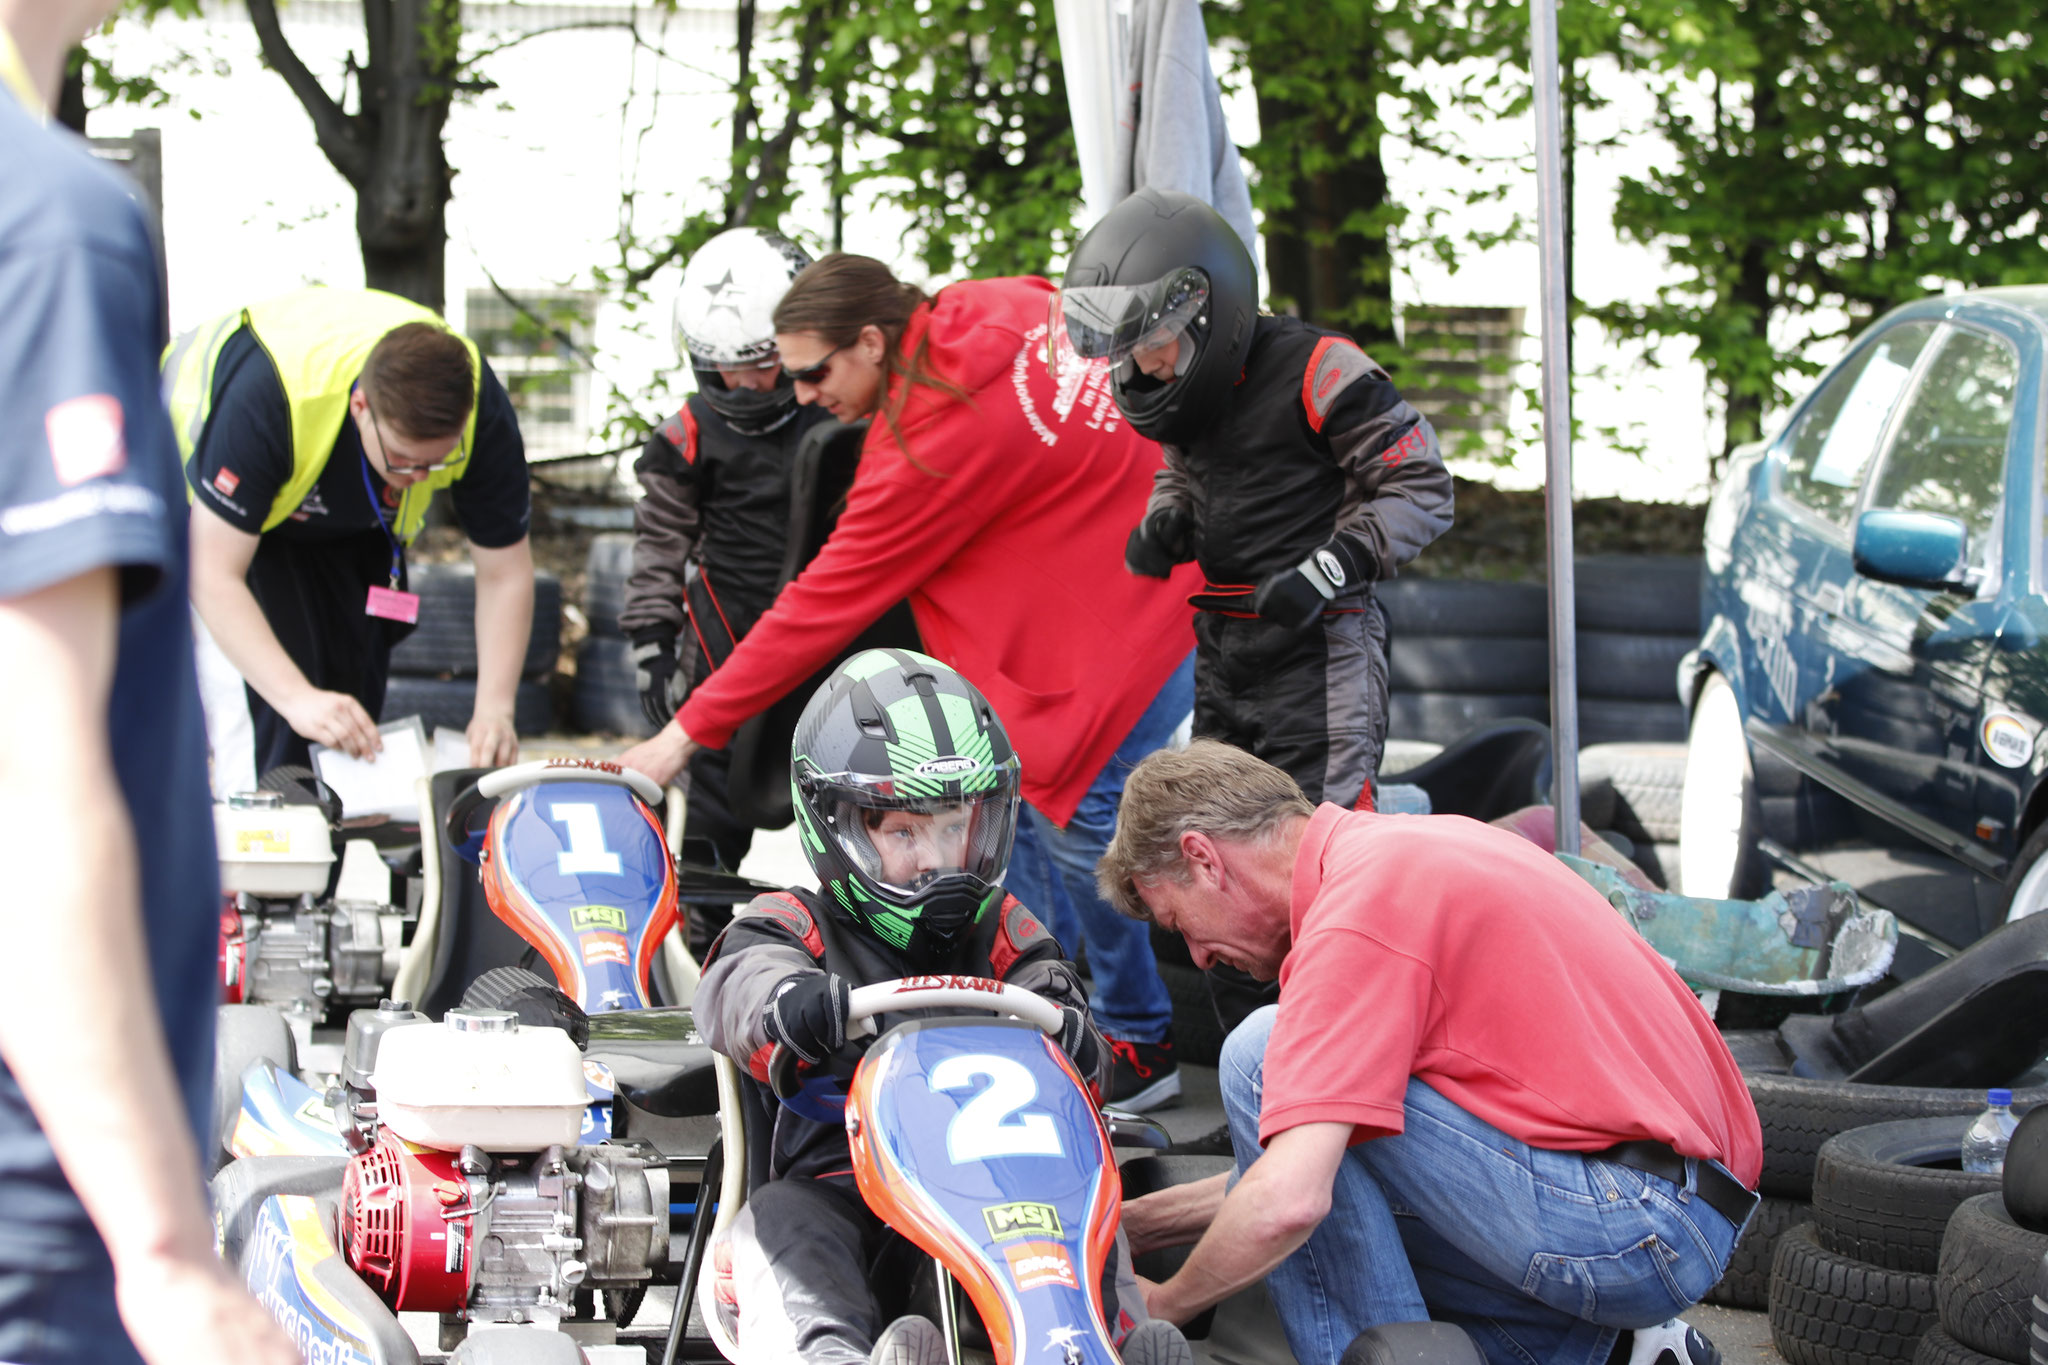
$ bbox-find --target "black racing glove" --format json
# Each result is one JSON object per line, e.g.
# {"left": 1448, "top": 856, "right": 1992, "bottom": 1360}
{"left": 630, "top": 629, "right": 682, "bottom": 731}
{"left": 1124, "top": 506, "right": 1196, "bottom": 579}
{"left": 762, "top": 971, "right": 852, "bottom": 1066}
{"left": 1252, "top": 539, "right": 1378, "bottom": 632}
{"left": 1056, "top": 1005, "right": 1103, "bottom": 1082}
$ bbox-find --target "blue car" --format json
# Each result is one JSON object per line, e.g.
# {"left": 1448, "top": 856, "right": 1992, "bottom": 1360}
{"left": 1681, "top": 287, "right": 2048, "bottom": 959}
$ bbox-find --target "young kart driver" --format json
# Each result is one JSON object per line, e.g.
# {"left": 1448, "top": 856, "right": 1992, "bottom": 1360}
{"left": 693, "top": 648, "right": 1191, "bottom": 1365}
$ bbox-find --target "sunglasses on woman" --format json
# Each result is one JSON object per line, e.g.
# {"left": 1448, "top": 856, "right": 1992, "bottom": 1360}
{"left": 784, "top": 342, "right": 849, "bottom": 385}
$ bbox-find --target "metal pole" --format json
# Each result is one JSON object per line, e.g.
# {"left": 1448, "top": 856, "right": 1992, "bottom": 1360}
{"left": 1531, "top": 0, "right": 1580, "bottom": 854}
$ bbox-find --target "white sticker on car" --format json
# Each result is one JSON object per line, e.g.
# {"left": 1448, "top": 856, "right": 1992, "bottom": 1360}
{"left": 1981, "top": 711, "right": 2034, "bottom": 769}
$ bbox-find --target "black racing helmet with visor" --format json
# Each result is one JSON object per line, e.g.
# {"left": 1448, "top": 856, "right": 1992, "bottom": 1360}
{"left": 673, "top": 227, "right": 814, "bottom": 434}
{"left": 1052, "top": 187, "right": 1258, "bottom": 446}
{"left": 789, "top": 648, "right": 1022, "bottom": 966}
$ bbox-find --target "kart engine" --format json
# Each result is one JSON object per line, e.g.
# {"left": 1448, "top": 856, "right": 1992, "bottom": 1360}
{"left": 340, "top": 1133, "right": 668, "bottom": 1324}
{"left": 217, "top": 792, "right": 408, "bottom": 1024}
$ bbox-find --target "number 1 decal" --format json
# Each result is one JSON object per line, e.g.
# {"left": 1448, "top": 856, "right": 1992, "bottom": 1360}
{"left": 549, "top": 804, "right": 622, "bottom": 875}
{"left": 930, "top": 1053, "right": 1063, "bottom": 1162}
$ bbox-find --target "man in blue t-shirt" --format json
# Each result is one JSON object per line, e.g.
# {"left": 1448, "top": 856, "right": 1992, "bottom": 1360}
{"left": 0, "top": 5, "right": 298, "bottom": 1362}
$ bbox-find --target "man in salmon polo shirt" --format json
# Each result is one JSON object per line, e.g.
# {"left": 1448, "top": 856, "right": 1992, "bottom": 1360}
{"left": 1098, "top": 739, "right": 1761, "bottom": 1365}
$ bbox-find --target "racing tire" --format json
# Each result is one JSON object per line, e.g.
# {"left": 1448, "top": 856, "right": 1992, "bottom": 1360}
{"left": 1768, "top": 1222, "right": 1940, "bottom": 1365}
{"left": 570, "top": 634, "right": 657, "bottom": 738}
{"left": 387, "top": 566, "right": 563, "bottom": 681}
{"left": 1919, "top": 1328, "right": 2013, "bottom": 1365}
{"left": 1389, "top": 636, "right": 1549, "bottom": 694}
{"left": 1385, "top": 692, "right": 1549, "bottom": 746}
{"left": 1938, "top": 1194, "right": 2048, "bottom": 1363}
{"left": 1680, "top": 672, "right": 1765, "bottom": 899}
{"left": 212, "top": 1004, "right": 297, "bottom": 1171}
{"left": 583, "top": 534, "right": 633, "bottom": 638}
{"left": 1573, "top": 555, "right": 1702, "bottom": 633}
{"left": 2009, "top": 1109, "right": 2048, "bottom": 1234}
{"left": 1704, "top": 1194, "right": 1809, "bottom": 1309}
{"left": 380, "top": 676, "right": 555, "bottom": 736}
{"left": 1577, "top": 631, "right": 1697, "bottom": 702}
{"left": 1577, "top": 698, "right": 1688, "bottom": 746}
{"left": 1813, "top": 1118, "right": 1999, "bottom": 1273}
{"left": 1376, "top": 578, "right": 1546, "bottom": 638}
{"left": 1579, "top": 742, "right": 1688, "bottom": 845}
{"left": 1748, "top": 1074, "right": 2048, "bottom": 1200}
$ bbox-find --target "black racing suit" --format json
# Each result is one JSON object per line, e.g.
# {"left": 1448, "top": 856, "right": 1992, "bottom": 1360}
{"left": 694, "top": 890, "right": 1134, "bottom": 1365}
{"left": 1147, "top": 314, "right": 1453, "bottom": 1026}
{"left": 620, "top": 398, "right": 831, "bottom": 951}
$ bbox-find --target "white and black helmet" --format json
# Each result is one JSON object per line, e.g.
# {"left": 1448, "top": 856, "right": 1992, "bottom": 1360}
{"left": 673, "top": 227, "right": 814, "bottom": 433}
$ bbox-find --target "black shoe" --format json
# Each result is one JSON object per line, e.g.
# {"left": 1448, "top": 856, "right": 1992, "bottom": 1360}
{"left": 1623, "top": 1320, "right": 1720, "bottom": 1365}
{"left": 1105, "top": 1034, "right": 1181, "bottom": 1112}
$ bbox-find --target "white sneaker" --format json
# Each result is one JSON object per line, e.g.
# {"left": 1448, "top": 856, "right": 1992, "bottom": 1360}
{"left": 1626, "top": 1319, "right": 1720, "bottom": 1365}
{"left": 870, "top": 1315, "right": 947, "bottom": 1365}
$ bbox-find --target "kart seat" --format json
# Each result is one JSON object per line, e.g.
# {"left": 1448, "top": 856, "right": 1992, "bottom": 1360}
{"left": 1780, "top": 909, "right": 2048, "bottom": 1084}
{"left": 583, "top": 1009, "right": 722, "bottom": 1119}
{"left": 408, "top": 767, "right": 552, "bottom": 1019}
{"left": 1399, "top": 719, "right": 1553, "bottom": 824}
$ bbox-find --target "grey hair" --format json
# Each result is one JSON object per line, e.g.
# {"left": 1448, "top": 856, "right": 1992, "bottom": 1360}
{"left": 1095, "top": 739, "right": 1313, "bottom": 921}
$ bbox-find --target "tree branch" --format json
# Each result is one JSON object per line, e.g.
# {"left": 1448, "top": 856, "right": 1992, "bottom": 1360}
{"left": 247, "top": 0, "right": 366, "bottom": 184}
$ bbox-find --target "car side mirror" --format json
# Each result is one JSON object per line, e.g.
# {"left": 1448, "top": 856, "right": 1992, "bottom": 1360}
{"left": 1852, "top": 509, "right": 1971, "bottom": 591}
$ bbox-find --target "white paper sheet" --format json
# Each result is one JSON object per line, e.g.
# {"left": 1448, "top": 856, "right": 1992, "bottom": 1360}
{"left": 312, "top": 716, "right": 429, "bottom": 822}
{"left": 432, "top": 726, "right": 473, "bottom": 774}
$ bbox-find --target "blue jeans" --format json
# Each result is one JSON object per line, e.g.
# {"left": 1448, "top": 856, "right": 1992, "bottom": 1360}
{"left": 1219, "top": 1007, "right": 1747, "bottom": 1365}
{"left": 1004, "top": 654, "right": 1193, "bottom": 1043}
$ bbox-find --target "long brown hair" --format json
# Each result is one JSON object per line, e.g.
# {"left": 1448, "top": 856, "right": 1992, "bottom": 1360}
{"left": 773, "top": 253, "right": 968, "bottom": 464}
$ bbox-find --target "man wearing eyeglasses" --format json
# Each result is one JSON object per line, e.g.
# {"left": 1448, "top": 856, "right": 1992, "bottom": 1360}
{"left": 164, "top": 288, "right": 533, "bottom": 786}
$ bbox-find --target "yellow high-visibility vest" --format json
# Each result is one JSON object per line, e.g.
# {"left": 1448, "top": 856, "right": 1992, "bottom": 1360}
{"left": 162, "top": 287, "right": 483, "bottom": 543}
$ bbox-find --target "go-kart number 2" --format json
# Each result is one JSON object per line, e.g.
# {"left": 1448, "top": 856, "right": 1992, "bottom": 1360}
{"left": 930, "top": 1053, "right": 1063, "bottom": 1162}
{"left": 548, "top": 804, "right": 622, "bottom": 876}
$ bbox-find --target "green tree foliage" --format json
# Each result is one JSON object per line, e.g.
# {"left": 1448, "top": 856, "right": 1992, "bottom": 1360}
{"left": 1598, "top": 0, "right": 2048, "bottom": 466}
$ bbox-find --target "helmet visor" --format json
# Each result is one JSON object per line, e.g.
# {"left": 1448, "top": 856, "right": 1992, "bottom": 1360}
{"left": 1053, "top": 267, "right": 1211, "bottom": 371}
{"left": 809, "top": 762, "right": 1018, "bottom": 899}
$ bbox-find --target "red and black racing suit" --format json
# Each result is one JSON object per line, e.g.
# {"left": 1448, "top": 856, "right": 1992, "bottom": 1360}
{"left": 1147, "top": 314, "right": 1454, "bottom": 1026}
{"left": 620, "top": 398, "right": 831, "bottom": 950}
{"left": 694, "top": 889, "right": 1137, "bottom": 1365}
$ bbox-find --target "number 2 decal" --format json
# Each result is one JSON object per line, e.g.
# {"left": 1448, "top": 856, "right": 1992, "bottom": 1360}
{"left": 548, "top": 803, "right": 621, "bottom": 875}
{"left": 930, "top": 1053, "right": 1064, "bottom": 1162}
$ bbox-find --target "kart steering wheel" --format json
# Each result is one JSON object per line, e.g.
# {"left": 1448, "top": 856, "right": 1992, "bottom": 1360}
{"left": 443, "top": 757, "right": 666, "bottom": 862}
{"left": 767, "top": 976, "right": 1066, "bottom": 1103}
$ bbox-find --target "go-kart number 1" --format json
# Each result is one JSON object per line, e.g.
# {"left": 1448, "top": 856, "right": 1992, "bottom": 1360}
{"left": 930, "top": 1053, "right": 1063, "bottom": 1162}
{"left": 549, "top": 803, "right": 622, "bottom": 875}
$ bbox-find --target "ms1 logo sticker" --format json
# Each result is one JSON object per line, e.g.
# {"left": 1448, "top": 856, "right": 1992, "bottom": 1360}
{"left": 1003, "top": 1240, "right": 1079, "bottom": 1292}
{"left": 983, "top": 1200, "right": 1062, "bottom": 1243}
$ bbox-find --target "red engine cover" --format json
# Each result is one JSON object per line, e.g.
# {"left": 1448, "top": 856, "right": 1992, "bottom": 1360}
{"left": 340, "top": 1132, "right": 473, "bottom": 1313}
{"left": 218, "top": 900, "right": 244, "bottom": 1005}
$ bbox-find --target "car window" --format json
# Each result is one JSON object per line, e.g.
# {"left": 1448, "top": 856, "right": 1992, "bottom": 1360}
{"left": 1864, "top": 325, "right": 2018, "bottom": 566}
{"left": 1779, "top": 322, "right": 1936, "bottom": 526}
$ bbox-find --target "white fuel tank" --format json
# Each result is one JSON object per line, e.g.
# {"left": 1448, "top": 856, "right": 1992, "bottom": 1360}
{"left": 373, "top": 1008, "right": 587, "bottom": 1152}
{"left": 215, "top": 792, "right": 335, "bottom": 896}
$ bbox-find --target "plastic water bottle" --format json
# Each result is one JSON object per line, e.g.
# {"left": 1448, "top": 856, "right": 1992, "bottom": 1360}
{"left": 1960, "top": 1088, "right": 2019, "bottom": 1174}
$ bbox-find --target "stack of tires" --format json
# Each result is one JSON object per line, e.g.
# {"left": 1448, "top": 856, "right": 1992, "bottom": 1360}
{"left": 1708, "top": 1074, "right": 2048, "bottom": 1312}
{"left": 1917, "top": 1111, "right": 2048, "bottom": 1365}
{"left": 380, "top": 562, "right": 560, "bottom": 735}
{"left": 571, "top": 534, "right": 652, "bottom": 738}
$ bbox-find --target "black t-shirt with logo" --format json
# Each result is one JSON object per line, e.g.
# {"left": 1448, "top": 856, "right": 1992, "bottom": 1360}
{"left": 186, "top": 326, "right": 530, "bottom": 548}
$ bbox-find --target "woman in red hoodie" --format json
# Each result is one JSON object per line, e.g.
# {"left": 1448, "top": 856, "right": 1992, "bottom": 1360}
{"left": 621, "top": 253, "right": 1197, "bottom": 1108}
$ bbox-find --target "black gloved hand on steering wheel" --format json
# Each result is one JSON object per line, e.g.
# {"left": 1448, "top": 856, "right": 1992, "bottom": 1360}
{"left": 1056, "top": 1005, "right": 1104, "bottom": 1084}
{"left": 630, "top": 628, "right": 684, "bottom": 731}
{"left": 762, "top": 971, "right": 853, "bottom": 1067}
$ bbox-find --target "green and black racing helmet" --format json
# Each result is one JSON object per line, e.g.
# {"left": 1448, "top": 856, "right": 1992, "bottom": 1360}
{"left": 790, "top": 649, "right": 1022, "bottom": 965}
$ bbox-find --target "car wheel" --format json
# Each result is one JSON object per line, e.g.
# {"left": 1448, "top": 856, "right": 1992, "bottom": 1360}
{"left": 1998, "top": 824, "right": 2048, "bottom": 924}
{"left": 1680, "top": 672, "right": 1765, "bottom": 898}
{"left": 1812, "top": 1117, "right": 1999, "bottom": 1273}
{"left": 1770, "top": 1222, "right": 1941, "bottom": 1365}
